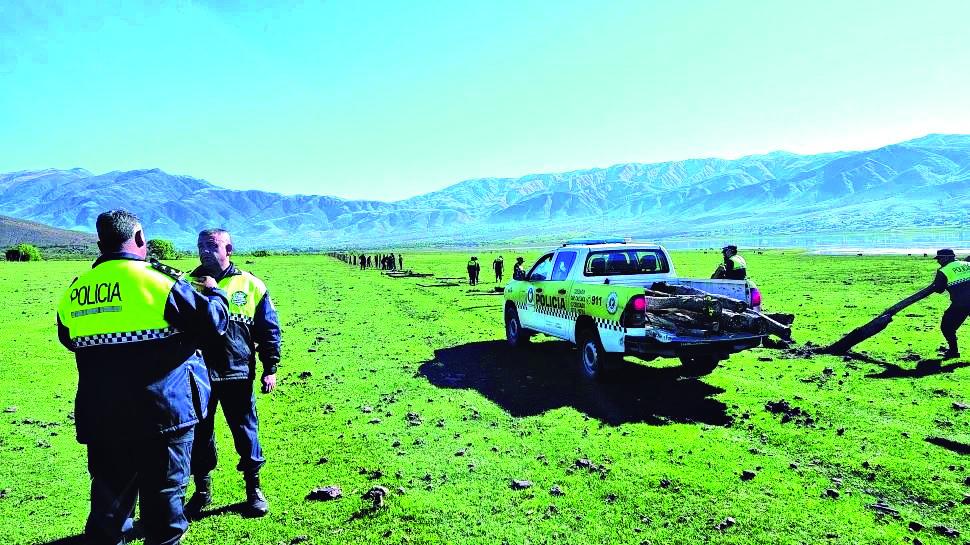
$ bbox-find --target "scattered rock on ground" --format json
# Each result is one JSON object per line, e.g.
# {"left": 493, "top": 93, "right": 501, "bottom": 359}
{"left": 550, "top": 485, "right": 565, "bottom": 497}
{"left": 740, "top": 470, "right": 757, "bottom": 481}
{"left": 765, "top": 399, "right": 815, "bottom": 426}
{"left": 867, "top": 501, "right": 899, "bottom": 517}
{"left": 825, "top": 489, "right": 840, "bottom": 499}
{"left": 953, "top": 402, "right": 969, "bottom": 411}
{"left": 306, "top": 486, "right": 342, "bottom": 501}
{"left": 715, "top": 517, "right": 736, "bottom": 531}
{"left": 363, "top": 486, "right": 389, "bottom": 508}
{"left": 934, "top": 525, "right": 960, "bottom": 538}
{"left": 290, "top": 536, "right": 309, "bottom": 544}
{"left": 510, "top": 479, "right": 533, "bottom": 490}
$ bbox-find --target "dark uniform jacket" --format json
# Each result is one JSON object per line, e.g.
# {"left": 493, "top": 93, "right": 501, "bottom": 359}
{"left": 57, "top": 252, "right": 229, "bottom": 443}
{"left": 191, "top": 262, "right": 281, "bottom": 382}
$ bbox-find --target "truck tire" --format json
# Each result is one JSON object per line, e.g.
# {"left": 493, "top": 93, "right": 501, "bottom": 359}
{"left": 678, "top": 353, "right": 722, "bottom": 376}
{"left": 576, "top": 327, "right": 618, "bottom": 380}
{"left": 505, "top": 306, "right": 531, "bottom": 348}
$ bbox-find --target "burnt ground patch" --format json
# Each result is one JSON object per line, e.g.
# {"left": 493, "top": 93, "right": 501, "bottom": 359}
{"left": 419, "top": 340, "right": 729, "bottom": 426}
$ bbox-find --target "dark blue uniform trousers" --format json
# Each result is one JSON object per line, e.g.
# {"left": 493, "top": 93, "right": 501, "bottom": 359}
{"left": 191, "top": 379, "right": 265, "bottom": 477}
{"left": 85, "top": 427, "right": 193, "bottom": 545}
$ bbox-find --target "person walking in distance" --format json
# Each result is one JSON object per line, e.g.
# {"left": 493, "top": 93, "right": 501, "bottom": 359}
{"left": 57, "top": 210, "right": 228, "bottom": 545}
{"left": 186, "top": 229, "right": 282, "bottom": 518}
{"left": 467, "top": 256, "right": 481, "bottom": 286}
{"left": 493, "top": 255, "right": 505, "bottom": 283}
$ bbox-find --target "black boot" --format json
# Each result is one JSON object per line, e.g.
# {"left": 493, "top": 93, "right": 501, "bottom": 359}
{"left": 244, "top": 473, "right": 269, "bottom": 517}
{"left": 184, "top": 474, "right": 212, "bottom": 519}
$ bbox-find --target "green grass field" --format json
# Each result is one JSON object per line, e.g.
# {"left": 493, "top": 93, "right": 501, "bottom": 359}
{"left": 1, "top": 250, "right": 967, "bottom": 544}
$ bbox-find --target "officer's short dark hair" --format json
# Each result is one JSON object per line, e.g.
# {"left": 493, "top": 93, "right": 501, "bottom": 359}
{"left": 96, "top": 209, "right": 141, "bottom": 250}
{"left": 198, "top": 228, "right": 231, "bottom": 242}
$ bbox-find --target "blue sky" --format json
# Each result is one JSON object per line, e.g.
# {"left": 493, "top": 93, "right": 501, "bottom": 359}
{"left": 1, "top": 0, "right": 968, "bottom": 201}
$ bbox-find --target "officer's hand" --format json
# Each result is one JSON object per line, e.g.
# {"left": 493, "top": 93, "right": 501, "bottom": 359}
{"left": 196, "top": 275, "right": 218, "bottom": 290}
{"left": 261, "top": 374, "right": 277, "bottom": 394}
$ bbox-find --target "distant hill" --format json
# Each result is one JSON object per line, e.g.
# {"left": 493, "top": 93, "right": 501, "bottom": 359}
{"left": 2, "top": 134, "right": 969, "bottom": 248}
{"left": 0, "top": 214, "right": 96, "bottom": 250}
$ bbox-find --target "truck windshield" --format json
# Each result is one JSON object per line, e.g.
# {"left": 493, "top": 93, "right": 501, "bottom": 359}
{"left": 584, "top": 249, "right": 670, "bottom": 276}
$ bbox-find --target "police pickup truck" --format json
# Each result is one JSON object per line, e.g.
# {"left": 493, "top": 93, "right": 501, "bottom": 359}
{"left": 504, "top": 239, "right": 767, "bottom": 379}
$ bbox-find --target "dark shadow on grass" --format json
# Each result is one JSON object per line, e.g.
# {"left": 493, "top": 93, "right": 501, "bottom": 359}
{"left": 925, "top": 436, "right": 970, "bottom": 455}
{"left": 459, "top": 304, "right": 502, "bottom": 311}
{"left": 39, "top": 536, "right": 86, "bottom": 545}
{"left": 190, "top": 501, "right": 252, "bottom": 520}
{"left": 866, "top": 357, "right": 969, "bottom": 379}
{"left": 419, "top": 340, "right": 729, "bottom": 426}
{"left": 40, "top": 520, "right": 143, "bottom": 545}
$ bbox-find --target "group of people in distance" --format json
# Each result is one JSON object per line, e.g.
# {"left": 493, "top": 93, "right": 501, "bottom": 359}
{"left": 465, "top": 255, "right": 526, "bottom": 285}
{"left": 57, "top": 210, "right": 281, "bottom": 545}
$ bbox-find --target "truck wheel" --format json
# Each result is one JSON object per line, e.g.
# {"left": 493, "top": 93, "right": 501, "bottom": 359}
{"left": 577, "top": 328, "right": 616, "bottom": 380}
{"left": 505, "top": 306, "right": 531, "bottom": 348}
{"left": 678, "top": 353, "right": 722, "bottom": 376}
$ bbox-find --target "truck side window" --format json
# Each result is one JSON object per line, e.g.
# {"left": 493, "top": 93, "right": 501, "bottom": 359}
{"left": 528, "top": 254, "right": 554, "bottom": 281}
{"left": 584, "top": 249, "right": 670, "bottom": 276}
{"left": 551, "top": 251, "right": 577, "bottom": 281}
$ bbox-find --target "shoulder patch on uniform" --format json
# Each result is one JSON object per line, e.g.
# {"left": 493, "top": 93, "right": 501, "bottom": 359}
{"left": 150, "top": 259, "right": 185, "bottom": 280}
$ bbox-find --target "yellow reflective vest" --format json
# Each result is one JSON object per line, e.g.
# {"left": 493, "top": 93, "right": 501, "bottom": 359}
{"left": 219, "top": 271, "right": 267, "bottom": 326}
{"left": 941, "top": 261, "right": 970, "bottom": 289}
{"left": 58, "top": 259, "right": 177, "bottom": 345}
{"left": 729, "top": 255, "right": 747, "bottom": 270}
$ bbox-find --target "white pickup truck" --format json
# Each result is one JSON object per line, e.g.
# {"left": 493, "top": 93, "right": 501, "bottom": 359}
{"left": 504, "top": 240, "right": 770, "bottom": 379}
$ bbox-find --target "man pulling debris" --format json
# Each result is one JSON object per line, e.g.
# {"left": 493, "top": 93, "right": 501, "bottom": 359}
{"left": 712, "top": 245, "right": 747, "bottom": 280}
{"left": 931, "top": 249, "right": 970, "bottom": 359}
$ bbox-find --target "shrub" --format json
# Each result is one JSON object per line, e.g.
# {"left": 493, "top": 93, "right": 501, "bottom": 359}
{"left": 251, "top": 249, "right": 270, "bottom": 257}
{"left": 6, "top": 243, "right": 42, "bottom": 261}
{"left": 147, "top": 239, "right": 177, "bottom": 260}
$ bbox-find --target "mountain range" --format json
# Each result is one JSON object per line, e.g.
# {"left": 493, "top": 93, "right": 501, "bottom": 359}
{"left": 1, "top": 134, "right": 968, "bottom": 249}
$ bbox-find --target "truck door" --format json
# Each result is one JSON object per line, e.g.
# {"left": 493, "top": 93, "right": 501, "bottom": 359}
{"left": 521, "top": 253, "right": 554, "bottom": 334}
{"left": 541, "top": 250, "right": 578, "bottom": 334}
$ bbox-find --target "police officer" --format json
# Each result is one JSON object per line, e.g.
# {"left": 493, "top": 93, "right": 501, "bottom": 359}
{"left": 930, "top": 249, "right": 970, "bottom": 359}
{"left": 513, "top": 257, "right": 526, "bottom": 280}
{"left": 712, "top": 245, "right": 747, "bottom": 280}
{"left": 186, "top": 228, "right": 282, "bottom": 518}
{"left": 493, "top": 255, "right": 505, "bottom": 283}
{"left": 57, "top": 210, "right": 228, "bottom": 545}
{"left": 467, "top": 256, "right": 480, "bottom": 285}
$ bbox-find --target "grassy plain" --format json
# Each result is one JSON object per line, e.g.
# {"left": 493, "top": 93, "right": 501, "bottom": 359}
{"left": 0, "top": 250, "right": 967, "bottom": 545}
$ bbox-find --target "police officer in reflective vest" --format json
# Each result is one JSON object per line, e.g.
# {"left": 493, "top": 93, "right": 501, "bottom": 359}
{"left": 186, "top": 228, "right": 282, "bottom": 517}
{"left": 56, "top": 210, "right": 228, "bottom": 545}
{"left": 712, "top": 244, "right": 747, "bottom": 280}
{"left": 931, "top": 248, "right": 970, "bottom": 359}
